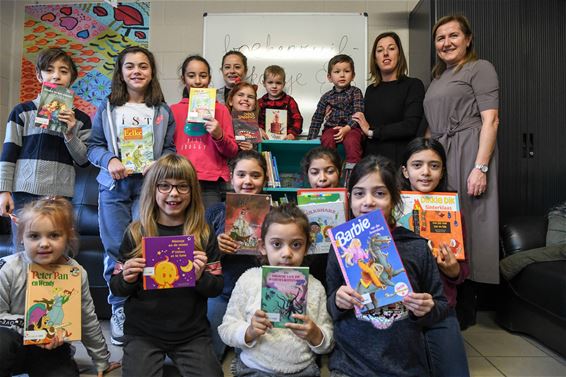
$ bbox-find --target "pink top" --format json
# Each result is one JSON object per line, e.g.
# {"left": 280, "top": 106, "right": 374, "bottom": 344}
{"left": 171, "top": 98, "right": 238, "bottom": 182}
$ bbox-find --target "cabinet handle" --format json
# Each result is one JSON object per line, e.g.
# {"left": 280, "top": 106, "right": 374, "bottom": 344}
{"left": 522, "top": 133, "right": 528, "bottom": 158}
{"left": 529, "top": 133, "right": 534, "bottom": 158}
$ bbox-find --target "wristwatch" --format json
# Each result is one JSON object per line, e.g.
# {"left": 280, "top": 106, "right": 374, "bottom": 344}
{"left": 474, "top": 163, "right": 489, "bottom": 173}
{"left": 367, "top": 130, "right": 374, "bottom": 139}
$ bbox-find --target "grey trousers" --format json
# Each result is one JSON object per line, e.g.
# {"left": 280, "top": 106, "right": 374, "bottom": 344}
{"left": 231, "top": 354, "right": 320, "bottom": 377}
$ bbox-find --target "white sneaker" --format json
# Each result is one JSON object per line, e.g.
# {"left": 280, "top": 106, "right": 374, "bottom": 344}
{"left": 110, "top": 307, "right": 125, "bottom": 346}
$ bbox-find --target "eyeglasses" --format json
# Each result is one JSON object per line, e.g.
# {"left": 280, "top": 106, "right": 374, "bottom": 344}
{"left": 156, "top": 183, "right": 190, "bottom": 194}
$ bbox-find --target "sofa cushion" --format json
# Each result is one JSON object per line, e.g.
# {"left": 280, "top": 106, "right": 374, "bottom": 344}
{"left": 546, "top": 213, "right": 566, "bottom": 246}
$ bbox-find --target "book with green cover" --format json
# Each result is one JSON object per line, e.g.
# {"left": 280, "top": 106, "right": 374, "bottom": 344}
{"left": 261, "top": 266, "right": 308, "bottom": 328}
{"left": 120, "top": 122, "right": 154, "bottom": 174}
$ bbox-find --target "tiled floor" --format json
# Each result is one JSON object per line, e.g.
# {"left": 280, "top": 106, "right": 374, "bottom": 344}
{"left": 73, "top": 311, "right": 566, "bottom": 377}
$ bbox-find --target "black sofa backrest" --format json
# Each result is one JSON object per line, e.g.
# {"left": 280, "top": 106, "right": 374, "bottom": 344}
{"left": 500, "top": 216, "right": 547, "bottom": 257}
{"left": 72, "top": 164, "right": 100, "bottom": 236}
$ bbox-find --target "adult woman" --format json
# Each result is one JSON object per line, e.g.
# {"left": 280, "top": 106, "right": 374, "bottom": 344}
{"left": 217, "top": 50, "right": 248, "bottom": 105}
{"left": 353, "top": 32, "right": 425, "bottom": 166}
{"left": 423, "top": 15, "right": 499, "bottom": 289}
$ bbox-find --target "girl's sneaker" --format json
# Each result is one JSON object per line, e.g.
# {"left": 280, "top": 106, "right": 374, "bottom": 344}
{"left": 110, "top": 306, "right": 125, "bottom": 346}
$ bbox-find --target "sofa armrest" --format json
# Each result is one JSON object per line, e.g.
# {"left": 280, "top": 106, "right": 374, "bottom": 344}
{"left": 501, "top": 216, "right": 547, "bottom": 257}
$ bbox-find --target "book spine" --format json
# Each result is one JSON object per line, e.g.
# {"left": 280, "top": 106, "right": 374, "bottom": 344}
{"left": 272, "top": 155, "right": 281, "bottom": 188}
{"left": 263, "top": 152, "right": 274, "bottom": 187}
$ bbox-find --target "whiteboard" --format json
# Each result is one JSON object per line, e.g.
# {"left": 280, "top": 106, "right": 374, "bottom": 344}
{"left": 203, "top": 13, "right": 368, "bottom": 133}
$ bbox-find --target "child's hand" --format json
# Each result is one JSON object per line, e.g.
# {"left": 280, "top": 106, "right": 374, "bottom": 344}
{"left": 122, "top": 257, "right": 145, "bottom": 283}
{"left": 403, "top": 292, "right": 435, "bottom": 317}
{"left": 285, "top": 133, "right": 296, "bottom": 140}
{"left": 352, "top": 112, "right": 370, "bottom": 136}
{"left": 333, "top": 125, "right": 351, "bottom": 143}
{"left": 436, "top": 243, "right": 460, "bottom": 278}
{"left": 245, "top": 309, "right": 272, "bottom": 343}
{"left": 286, "top": 314, "right": 323, "bottom": 346}
{"left": 218, "top": 233, "right": 240, "bottom": 254}
{"left": 204, "top": 117, "right": 223, "bottom": 140}
{"left": 108, "top": 158, "right": 129, "bottom": 180}
{"left": 335, "top": 285, "right": 364, "bottom": 310}
{"left": 260, "top": 129, "right": 269, "bottom": 140}
{"left": 98, "top": 361, "right": 121, "bottom": 377}
{"left": 59, "top": 108, "right": 77, "bottom": 135}
{"left": 0, "top": 192, "right": 14, "bottom": 217}
{"left": 237, "top": 141, "right": 254, "bottom": 151}
{"left": 194, "top": 250, "right": 208, "bottom": 280}
{"left": 141, "top": 161, "right": 155, "bottom": 176}
{"left": 38, "top": 333, "right": 64, "bottom": 350}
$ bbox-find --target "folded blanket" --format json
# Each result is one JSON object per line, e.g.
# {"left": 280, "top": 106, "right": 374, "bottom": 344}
{"left": 500, "top": 243, "right": 566, "bottom": 280}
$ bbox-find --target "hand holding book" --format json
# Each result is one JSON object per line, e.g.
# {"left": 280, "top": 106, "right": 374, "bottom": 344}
{"left": 203, "top": 116, "right": 223, "bottom": 140}
{"left": 435, "top": 243, "right": 460, "bottom": 278}
{"left": 245, "top": 309, "right": 273, "bottom": 344}
{"left": 123, "top": 257, "right": 145, "bottom": 283}
{"left": 193, "top": 250, "right": 208, "bottom": 280}
{"left": 285, "top": 314, "right": 323, "bottom": 346}
{"left": 402, "top": 292, "right": 435, "bottom": 317}
{"left": 335, "top": 285, "right": 364, "bottom": 310}
{"left": 217, "top": 233, "right": 240, "bottom": 254}
{"left": 58, "top": 108, "right": 76, "bottom": 138}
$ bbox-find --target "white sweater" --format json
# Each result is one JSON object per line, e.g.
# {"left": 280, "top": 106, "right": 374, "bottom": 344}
{"left": 219, "top": 267, "right": 334, "bottom": 374}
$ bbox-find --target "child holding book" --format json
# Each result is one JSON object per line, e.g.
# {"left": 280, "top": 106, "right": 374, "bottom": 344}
{"left": 219, "top": 203, "right": 333, "bottom": 376}
{"left": 258, "top": 65, "right": 303, "bottom": 139}
{"left": 327, "top": 155, "right": 448, "bottom": 377}
{"left": 307, "top": 54, "right": 364, "bottom": 166}
{"left": 217, "top": 51, "right": 248, "bottom": 105}
{"left": 205, "top": 150, "right": 268, "bottom": 360}
{"left": 0, "top": 47, "right": 91, "bottom": 248}
{"left": 0, "top": 197, "right": 120, "bottom": 377}
{"left": 87, "top": 46, "right": 176, "bottom": 345}
{"left": 399, "top": 137, "right": 470, "bottom": 377}
{"left": 227, "top": 81, "right": 261, "bottom": 151}
{"left": 110, "top": 154, "right": 223, "bottom": 377}
{"left": 171, "top": 55, "right": 238, "bottom": 209}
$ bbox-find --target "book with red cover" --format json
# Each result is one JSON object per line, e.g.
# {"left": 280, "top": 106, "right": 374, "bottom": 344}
{"left": 232, "top": 110, "right": 261, "bottom": 143}
{"left": 224, "top": 193, "right": 271, "bottom": 255}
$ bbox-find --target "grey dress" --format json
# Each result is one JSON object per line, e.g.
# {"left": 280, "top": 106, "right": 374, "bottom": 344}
{"left": 423, "top": 59, "right": 499, "bottom": 284}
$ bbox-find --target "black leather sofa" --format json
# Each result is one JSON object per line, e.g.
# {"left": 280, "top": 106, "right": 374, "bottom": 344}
{"left": 497, "top": 216, "right": 566, "bottom": 358}
{"left": 0, "top": 164, "right": 111, "bottom": 319}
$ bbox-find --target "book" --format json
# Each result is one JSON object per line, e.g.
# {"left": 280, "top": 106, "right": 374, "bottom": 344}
{"left": 225, "top": 192, "right": 272, "bottom": 255}
{"left": 142, "top": 235, "right": 196, "bottom": 290}
{"left": 298, "top": 201, "right": 346, "bottom": 254}
{"left": 279, "top": 172, "right": 304, "bottom": 188}
{"left": 24, "top": 263, "right": 82, "bottom": 345}
{"left": 328, "top": 210, "right": 413, "bottom": 316}
{"left": 34, "top": 82, "right": 74, "bottom": 133}
{"left": 262, "top": 151, "right": 275, "bottom": 188}
{"left": 186, "top": 88, "right": 216, "bottom": 136}
{"left": 265, "top": 109, "right": 287, "bottom": 140}
{"left": 261, "top": 266, "right": 309, "bottom": 328}
{"left": 297, "top": 188, "right": 349, "bottom": 217}
{"left": 232, "top": 110, "right": 261, "bottom": 143}
{"left": 120, "top": 121, "right": 154, "bottom": 174}
{"left": 397, "top": 191, "right": 465, "bottom": 260}
{"left": 271, "top": 155, "right": 281, "bottom": 188}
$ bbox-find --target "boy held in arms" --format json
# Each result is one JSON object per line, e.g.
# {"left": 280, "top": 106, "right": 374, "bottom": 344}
{"left": 307, "top": 54, "right": 364, "bottom": 164}
{"left": 258, "top": 65, "right": 303, "bottom": 139}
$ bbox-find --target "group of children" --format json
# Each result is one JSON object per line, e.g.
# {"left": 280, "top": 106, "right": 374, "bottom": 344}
{"left": 0, "top": 44, "right": 470, "bottom": 377}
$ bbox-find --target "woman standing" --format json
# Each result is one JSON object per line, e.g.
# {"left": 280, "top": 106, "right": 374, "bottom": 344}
{"left": 216, "top": 51, "right": 248, "bottom": 105}
{"left": 353, "top": 32, "right": 425, "bottom": 166}
{"left": 423, "top": 15, "right": 500, "bottom": 323}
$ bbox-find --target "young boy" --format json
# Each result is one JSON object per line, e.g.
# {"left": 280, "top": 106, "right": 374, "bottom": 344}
{"left": 258, "top": 65, "right": 303, "bottom": 139}
{"left": 0, "top": 47, "right": 91, "bottom": 248}
{"left": 307, "top": 54, "right": 364, "bottom": 164}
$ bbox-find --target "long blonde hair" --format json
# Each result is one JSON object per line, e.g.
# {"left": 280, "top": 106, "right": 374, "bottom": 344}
{"left": 126, "top": 154, "right": 210, "bottom": 258}
{"left": 432, "top": 15, "right": 477, "bottom": 79}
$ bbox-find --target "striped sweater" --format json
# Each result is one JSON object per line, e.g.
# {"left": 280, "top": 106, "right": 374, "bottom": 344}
{"left": 0, "top": 97, "right": 90, "bottom": 197}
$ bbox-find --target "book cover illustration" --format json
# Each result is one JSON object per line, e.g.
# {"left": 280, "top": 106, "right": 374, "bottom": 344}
{"left": 265, "top": 109, "right": 287, "bottom": 140}
{"left": 298, "top": 201, "right": 346, "bottom": 255}
{"left": 232, "top": 110, "right": 261, "bottom": 143}
{"left": 397, "top": 191, "right": 465, "bottom": 260}
{"left": 261, "top": 266, "right": 309, "bottom": 328}
{"left": 186, "top": 88, "right": 216, "bottom": 136}
{"left": 142, "top": 235, "right": 196, "bottom": 290}
{"left": 297, "top": 188, "right": 349, "bottom": 215}
{"left": 24, "top": 263, "right": 82, "bottom": 345}
{"left": 225, "top": 193, "right": 271, "bottom": 255}
{"left": 120, "top": 122, "right": 154, "bottom": 174}
{"left": 34, "top": 82, "right": 74, "bottom": 133}
{"left": 328, "top": 210, "right": 413, "bottom": 316}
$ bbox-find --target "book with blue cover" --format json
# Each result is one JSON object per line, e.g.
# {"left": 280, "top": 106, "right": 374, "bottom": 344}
{"left": 328, "top": 210, "right": 413, "bottom": 316}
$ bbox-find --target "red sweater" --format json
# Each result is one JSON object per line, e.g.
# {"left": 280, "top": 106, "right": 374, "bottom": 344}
{"left": 171, "top": 98, "right": 238, "bottom": 182}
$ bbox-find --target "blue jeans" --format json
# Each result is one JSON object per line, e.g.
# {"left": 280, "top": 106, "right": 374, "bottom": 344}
{"left": 99, "top": 175, "right": 143, "bottom": 309}
{"left": 424, "top": 309, "right": 470, "bottom": 377}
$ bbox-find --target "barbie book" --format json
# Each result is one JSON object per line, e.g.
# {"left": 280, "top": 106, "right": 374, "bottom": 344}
{"left": 120, "top": 122, "right": 154, "bottom": 174}
{"left": 186, "top": 88, "right": 216, "bottom": 136}
{"left": 397, "top": 191, "right": 465, "bottom": 260}
{"left": 298, "top": 201, "right": 346, "bottom": 255}
{"left": 224, "top": 193, "right": 271, "bottom": 255}
{"left": 24, "top": 263, "right": 82, "bottom": 345}
{"left": 142, "top": 235, "right": 196, "bottom": 290}
{"left": 232, "top": 110, "right": 261, "bottom": 143}
{"left": 265, "top": 109, "right": 287, "bottom": 140}
{"left": 34, "top": 82, "right": 74, "bottom": 133}
{"left": 328, "top": 210, "right": 413, "bottom": 317}
{"left": 261, "top": 266, "right": 309, "bottom": 328}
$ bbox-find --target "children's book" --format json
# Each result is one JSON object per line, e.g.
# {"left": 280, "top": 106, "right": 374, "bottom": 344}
{"left": 298, "top": 201, "right": 346, "bottom": 254}
{"left": 34, "top": 82, "right": 74, "bottom": 133}
{"left": 328, "top": 210, "right": 413, "bottom": 317}
{"left": 297, "top": 188, "right": 349, "bottom": 217}
{"left": 265, "top": 109, "right": 287, "bottom": 140}
{"left": 142, "top": 235, "right": 196, "bottom": 290}
{"left": 225, "top": 193, "right": 271, "bottom": 255}
{"left": 261, "top": 266, "right": 309, "bottom": 328}
{"left": 186, "top": 88, "right": 216, "bottom": 136}
{"left": 120, "top": 122, "right": 154, "bottom": 174}
{"left": 232, "top": 110, "right": 261, "bottom": 143}
{"left": 24, "top": 263, "right": 82, "bottom": 345}
{"left": 397, "top": 191, "right": 465, "bottom": 260}
{"left": 279, "top": 173, "right": 304, "bottom": 188}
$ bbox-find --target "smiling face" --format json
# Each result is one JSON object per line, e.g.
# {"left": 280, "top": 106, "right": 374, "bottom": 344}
{"left": 121, "top": 52, "right": 152, "bottom": 96}
{"left": 183, "top": 60, "right": 210, "bottom": 90}
{"left": 260, "top": 222, "right": 308, "bottom": 267}
{"left": 328, "top": 61, "right": 355, "bottom": 90}
{"left": 24, "top": 215, "right": 68, "bottom": 265}
{"left": 375, "top": 36, "right": 400, "bottom": 80}
{"left": 229, "top": 86, "right": 256, "bottom": 111}
{"left": 434, "top": 20, "right": 471, "bottom": 67}
{"left": 307, "top": 157, "right": 340, "bottom": 188}
{"left": 350, "top": 171, "right": 393, "bottom": 221}
{"left": 155, "top": 178, "right": 191, "bottom": 226}
{"left": 402, "top": 149, "right": 444, "bottom": 193}
{"left": 263, "top": 73, "right": 285, "bottom": 100}
{"left": 221, "top": 54, "right": 246, "bottom": 88}
{"left": 231, "top": 158, "right": 266, "bottom": 194}
{"left": 36, "top": 57, "right": 73, "bottom": 88}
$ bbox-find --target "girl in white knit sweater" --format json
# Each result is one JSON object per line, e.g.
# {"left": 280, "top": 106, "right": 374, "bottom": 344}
{"left": 219, "top": 203, "right": 334, "bottom": 376}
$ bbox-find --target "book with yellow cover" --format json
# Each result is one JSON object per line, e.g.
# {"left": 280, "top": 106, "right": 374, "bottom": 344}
{"left": 186, "top": 88, "right": 216, "bottom": 136}
{"left": 24, "top": 263, "right": 81, "bottom": 345}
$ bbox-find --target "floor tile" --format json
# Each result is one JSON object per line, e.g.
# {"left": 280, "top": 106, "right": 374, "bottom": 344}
{"left": 468, "top": 357, "right": 505, "bottom": 377}
{"left": 488, "top": 356, "right": 566, "bottom": 377}
{"left": 464, "top": 331, "right": 547, "bottom": 357}
{"left": 466, "top": 340, "right": 482, "bottom": 357}
{"left": 464, "top": 311, "right": 505, "bottom": 333}
{"left": 522, "top": 335, "right": 566, "bottom": 363}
